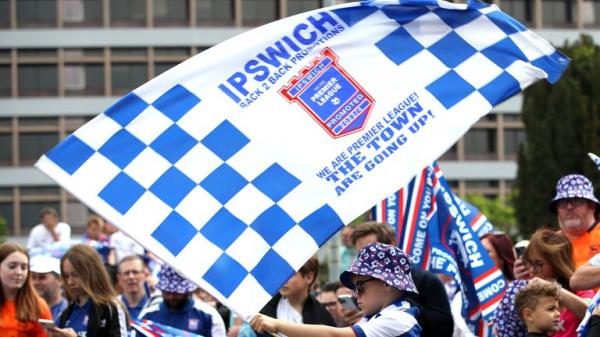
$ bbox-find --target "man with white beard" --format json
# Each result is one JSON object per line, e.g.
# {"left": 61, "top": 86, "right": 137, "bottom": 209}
{"left": 515, "top": 174, "right": 600, "bottom": 279}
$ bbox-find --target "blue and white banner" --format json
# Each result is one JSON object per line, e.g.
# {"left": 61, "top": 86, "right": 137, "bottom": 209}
{"left": 132, "top": 319, "right": 204, "bottom": 337}
{"left": 374, "top": 163, "right": 506, "bottom": 335}
{"left": 36, "top": 0, "right": 566, "bottom": 319}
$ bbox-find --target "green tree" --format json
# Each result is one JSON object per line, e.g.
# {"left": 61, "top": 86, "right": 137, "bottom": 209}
{"left": 516, "top": 35, "right": 600, "bottom": 237}
{"left": 464, "top": 194, "right": 517, "bottom": 237}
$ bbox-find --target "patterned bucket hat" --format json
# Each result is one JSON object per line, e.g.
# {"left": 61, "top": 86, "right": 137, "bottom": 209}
{"left": 156, "top": 265, "right": 198, "bottom": 294}
{"left": 340, "top": 242, "right": 418, "bottom": 294}
{"left": 550, "top": 174, "right": 600, "bottom": 213}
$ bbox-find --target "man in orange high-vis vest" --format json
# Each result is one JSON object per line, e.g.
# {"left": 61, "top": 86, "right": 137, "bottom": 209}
{"left": 550, "top": 174, "right": 600, "bottom": 268}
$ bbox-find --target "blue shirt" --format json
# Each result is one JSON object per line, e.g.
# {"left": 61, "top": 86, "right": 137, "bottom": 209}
{"left": 51, "top": 298, "right": 69, "bottom": 322}
{"left": 140, "top": 298, "right": 213, "bottom": 336}
{"left": 64, "top": 299, "right": 92, "bottom": 337}
{"left": 118, "top": 293, "right": 148, "bottom": 320}
{"left": 352, "top": 299, "right": 421, "bottom": 337}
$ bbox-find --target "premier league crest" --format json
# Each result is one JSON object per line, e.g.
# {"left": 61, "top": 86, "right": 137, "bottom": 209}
{"left": 280, "top": 48, "right": 375, "bottom": 138}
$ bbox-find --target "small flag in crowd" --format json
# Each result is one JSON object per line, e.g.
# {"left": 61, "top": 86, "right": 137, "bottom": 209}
{"left": 132, "top": 319, "right": 204, "bottom": 337}
{"left": 374, "top": 163, "right": 506, "bottom": 335}
{"left": 36, "top": 0, "right": 567, "bottom": 318}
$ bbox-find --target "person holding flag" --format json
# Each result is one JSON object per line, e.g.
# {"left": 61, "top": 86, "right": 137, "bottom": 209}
{"left": 251, "top": 242, "right": 421, "bottom": 337}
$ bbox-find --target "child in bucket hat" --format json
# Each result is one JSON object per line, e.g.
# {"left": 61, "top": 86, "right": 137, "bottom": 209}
{"left": 251, "top": 242, "right": 421, "bottom": 337}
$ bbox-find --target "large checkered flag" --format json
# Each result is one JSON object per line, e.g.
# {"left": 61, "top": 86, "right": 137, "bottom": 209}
{"left": 36, "top": 0, "right": 568, "bottom": 319}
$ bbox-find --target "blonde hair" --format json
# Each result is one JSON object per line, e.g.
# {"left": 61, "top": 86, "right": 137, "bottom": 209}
{"left": 523, "top": 229, "right": 574, "bottom": 290}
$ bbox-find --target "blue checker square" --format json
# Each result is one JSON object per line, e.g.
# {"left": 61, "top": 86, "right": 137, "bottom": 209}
{"left": 149, "top": 167, "right": 196, "bottom": 208}
{"left": 428, "top": 31, "right": 477, "bottom": 68}
{"left": 486, "top": 11, "right": 527, "bottom": 35}
{"left": 98, "top": 129, "right": 146, "bottom": 169}
{"left": 250, "top": 205, "right": 296, "bottom": 246}
{"left": 150, "top": 124, "right": 198, "bottom": 164}
{"left": 105, "top": 92, "right": 149, "bottom": 127}
{"left": 481, "top": 37, "right": 528, "bottom": 69}
{"left": 532, "top": 53, "right": 570, "bottom": 84}
{"left": 203, "top": 253, "right": 248, "bottom": 297}
{"left": 200, "top": 208, "right": 247, "bottom": 250}
{"left": 201, "top": 120, "right": 250, "bottom": 161}
{"left": 252, "top": 163, "right": 301, "bottom": 202}
{"left": 251, "top": 249, "right": 295, "bottom": 296}
{"left": 99, "top": 172, "right": 145, "bottom": 215}
{"left": 299, "top": 204, "right": 344, "bottom": 246}
{"left": 153, "top": 84, "right": 201, "bottom": 122}
{"left": 151, "top": 211, "right": 197, "bottom": 256}
{"left": 479, "top": 71, "right": 521, "bottom": 106}
{"left": 200, "top": 164, "right": 248, "bottom": 204}
{"left": 380, "top": 5, "right": 429, "bottom": 25}
{"left": 426, "top": 70, "right": 476, "bottom": 109}
{"left": 433, "top": 8, "right": 481, "bottom": 29}
{"left": 46, "top": 135, "right": 95, "bottom": 175}
{"left": 375, "top": 27, "right": 425, "bottom": 66}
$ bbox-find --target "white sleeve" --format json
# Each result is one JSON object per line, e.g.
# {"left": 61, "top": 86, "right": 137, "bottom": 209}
{"left": 27, "top": 226, "right": 39, "bottom": 249}
{"left": 589, "top": 253, "right": 600, "bottom": 266}
{"left": 59, "top": 223, "right": 71, "bottom": 242}
{"left": 353, "top": 311, "right": 419, "bottom": 337}
{"left": 195, "top": 300, "right": 226, "bottom": 337}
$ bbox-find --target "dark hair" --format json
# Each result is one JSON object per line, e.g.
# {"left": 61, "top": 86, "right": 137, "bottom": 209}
{"left": 298, "top": 256, "right": 319, "bottom": 286}
{"left": 481, "top": 232, "right": 516, "bottom": 281}
{"left": 351, "top": 221, "right": 396, "bottom": 246}
{"left": 321, "top": 281, "right": 342, "bottom": 293}
{"left": 40, "top": 207, "right": 58, "bottom": 219}
{"left": 0, "top": 242, "right": 44, "bottom": 322}
{"left": 515, "top": 280, "right": 560, "bottom": 321}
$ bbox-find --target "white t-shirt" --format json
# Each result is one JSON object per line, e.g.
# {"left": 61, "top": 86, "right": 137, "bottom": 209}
{"left": 352, "top": 299, "right": 420, "bottom": 337}
{"left": 111, "top": 230, "right": 145, "bottom": 262}
{"left": 276, "top": 297, "right": 303, "bottom": 324}
{"left": 27, "top": 222, "right": 71, "bottom": 250}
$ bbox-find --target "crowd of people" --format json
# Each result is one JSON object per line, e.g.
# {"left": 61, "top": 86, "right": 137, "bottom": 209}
{"left": 2, "top": 172, "right": 600, "bottom": 337}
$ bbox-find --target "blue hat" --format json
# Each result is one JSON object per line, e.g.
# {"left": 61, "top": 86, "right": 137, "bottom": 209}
{"left": 340, "top": 242, "right": 418, "bottom": 294}
{"left": 550, "top": 174, "right": 600, "bottom": 213}
{"left": 156, "top": 265, "right": 198, "bottom": 294}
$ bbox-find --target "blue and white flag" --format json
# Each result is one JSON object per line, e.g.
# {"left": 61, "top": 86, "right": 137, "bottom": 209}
{"left": 132, "top": 319, "right": 204, "bottom": 337}
{"left": 455, "top": 196, "right": 497, "bottom": 239}
{"left": 35, "top": 0, "right": 566, "bottom": 319}
{"left": 374, "top": 163, "right": 507, "bottom": 335}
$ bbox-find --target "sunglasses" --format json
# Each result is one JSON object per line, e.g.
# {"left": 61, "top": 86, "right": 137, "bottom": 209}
{"left": 352, "top": 278, "right": 377, "bottom": 296}
{"left": 556, "top": 198, "right": 588, "bottom": 209}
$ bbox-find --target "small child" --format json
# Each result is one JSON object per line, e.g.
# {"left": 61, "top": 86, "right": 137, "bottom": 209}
{"left": 514, "top": 279, "right": 562, "bottom": 337}
{"left": 250, "top": 242, "right": 421, "bottom": 337}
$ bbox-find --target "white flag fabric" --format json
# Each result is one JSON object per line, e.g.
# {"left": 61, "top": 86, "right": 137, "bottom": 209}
{"left": 36, "top": 0, "right": 568, "bottom": 319}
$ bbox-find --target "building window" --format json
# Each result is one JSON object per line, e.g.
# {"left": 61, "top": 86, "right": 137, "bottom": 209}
{"left": 18, "top": 133, "right": 59, "bottom": 166}
{"left": 20, "top": 201, "right": 60, "bottom": 235}
{"left": 0, "top": 65, "right": 10, "bottom": 97}
{"left": 287, "top": 0, "right": 321, "bottom": 16}
{"left": 464, "top": 129, "right": 497, "bottom": 160}
{"left": 243, "top": 0, "right": 278, "bottom": 26}
{"left": 17, "top": 0, "right": 57, "bottom": 27}
{"left": 63, "top": 0, "right": 103, "bottom": 27}
{"left": 500, "top": 0, "right": 533, "bottom": 25}
{"left": 542, "top": 0, "right": 574, "bottom": 27}
{"left": 0, "top": 134, "right": 12, "bottom": 166}
{"left": 0, "top": 0, "right": 9, "bottom": 28}
{"left": 64, "top": 63, "right": 104, "bottom": 96}
{"left": 18, "top": 65, "right": 58, "bottom": 96}
{"left": 154, "top": 0, "right": 189, "bottom": 26}
{"left": 110, "top": 0, "right": 146, "bottom": 26}
{"left": 504, "top": 128, "right": 526, "bottom": 158}
{"left": 196, "top": 0, "right": 234, "bottom": 25}
{"left": 154, "top": 62, "right": 179, "bottom": 77}
{"left": 111, "top": 63, "right": 148, "bottom": 95}
{"left": 441, "top": 144, "right": 458, "bottom": 160}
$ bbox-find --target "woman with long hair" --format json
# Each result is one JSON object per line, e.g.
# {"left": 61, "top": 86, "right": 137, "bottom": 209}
{"left": 47, "top": 244, "right": 128, "bottom": 337}
{"left": 481, "top": 231, "right": 516, "bottom": 281}
{"left": 520, "top": 229, "right": 592, "bottom": 337}
{"left": 0, "top": 242, "right": 52, "bottom": 336}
